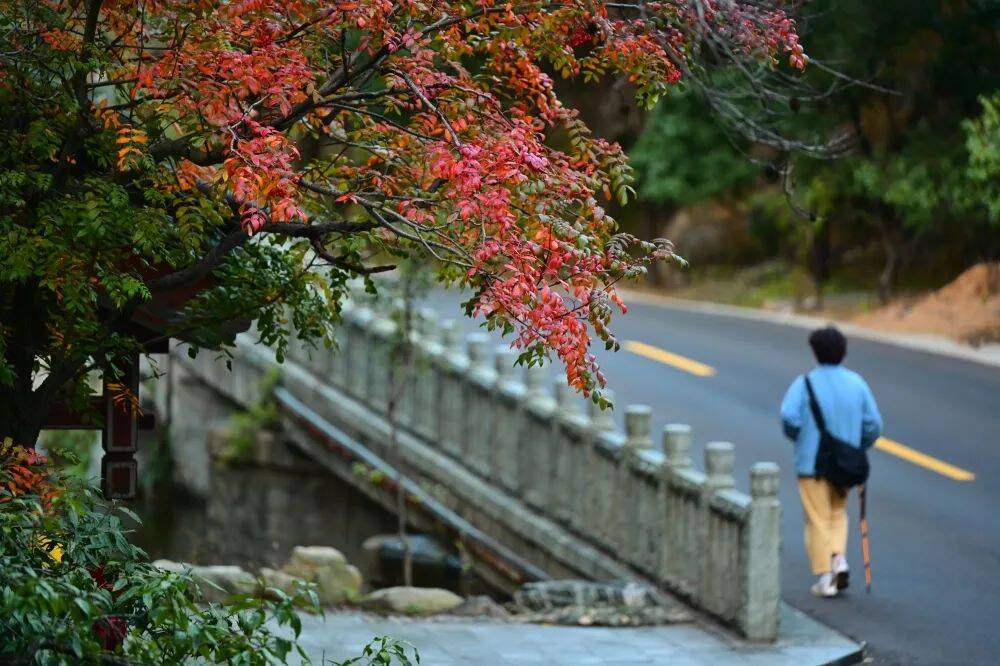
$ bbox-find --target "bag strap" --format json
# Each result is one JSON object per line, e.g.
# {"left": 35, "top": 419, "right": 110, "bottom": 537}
{"left": 803, "top": 376, "right": 829, "bottom": 435}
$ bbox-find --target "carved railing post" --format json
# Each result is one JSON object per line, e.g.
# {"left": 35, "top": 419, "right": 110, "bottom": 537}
{"left": 617, "top": 405, "right": 652, "bottom": 554}
{"left": 465, "top": 333, "right": 496, "bottom": 478}
{"left": 589, "top": 393, "right": 616, "bottom": 433}
{"left": 700, "top": 441, "right": 735, "bottom": 609}
{"left": 345, "top": 286, "right": 373, "bottom": 401}
{"left": 390, "top": 298, "right": 416, "bottom": 429}
{"left": 368, "top": 297, "right": 396, "bottom": 415}
{"left": 660, "top": 423, "right": 695, "bottom": 586}
{"left": 438, "top": 320, "right": 468, "bottom": 458}
{"left": 589, "top": 407, "right": 624, "bottom": 551}
{"left": 663, "top": 423, "right": 692, "bottom": 470}
{"left": 520, "top": 365, "right": 554, "bottom": 509}
{"left": 574, "top": 391, "right": 613, "bottom": 533}
{"left": 329, "top": 296, "right": 353, "bottom": 387}
{"left": 413, "top": 308, "right": 443, "bottom": 442}
{"left": 743, "top": 462, "right": 781, "bottom": 641}
{"left": 551, "top": 380, "right": 587, "bottom": 525}
{"left": 493, "top": 347, "right": 523, "bottom": 492}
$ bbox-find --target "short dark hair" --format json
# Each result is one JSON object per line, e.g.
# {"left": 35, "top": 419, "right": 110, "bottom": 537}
{"left": 809, "top": 326, "right": 847, "bottom": 365}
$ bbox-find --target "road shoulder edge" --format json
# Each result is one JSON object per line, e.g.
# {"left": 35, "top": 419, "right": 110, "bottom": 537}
{"left": 774, "top": 602, "right": 865, "bottom": 666}
{"left": 618, "top": 289, "right": 1000, "bottom": 370}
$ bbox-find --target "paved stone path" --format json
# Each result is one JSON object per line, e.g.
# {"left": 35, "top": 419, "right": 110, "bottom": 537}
{"left": 291, "top": 605, "right": 860, "bottom": 665}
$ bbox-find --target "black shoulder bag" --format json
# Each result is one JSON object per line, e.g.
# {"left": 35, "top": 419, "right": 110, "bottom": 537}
{"left": 804, "top": 376, "right": 870, "bottom": 489}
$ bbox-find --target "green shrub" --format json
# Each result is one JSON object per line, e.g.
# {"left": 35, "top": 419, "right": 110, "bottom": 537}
{"left": 0, "top": 442, "right": 312, "bottom": 664}
{"left": 217, "top": 368, "right": 280, "bottom": 464}
{"left": 336, "top": 636, "right": 420, "bottom": 666}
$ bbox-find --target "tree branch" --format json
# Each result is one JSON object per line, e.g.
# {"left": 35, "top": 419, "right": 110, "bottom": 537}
{"left": 309, "top": 238, "right": 395, "bottom": 275}
{"left": 147, "top": 228, "right": 249, "bottom": 292}
{"left": 149, "top": 136, "right": 227, "bottom": 166}
{"left": 260, "top": 218, "right": 380, "bottom": 237}
{"left": 395, "top": 70, "right": 461, "bottom": 145}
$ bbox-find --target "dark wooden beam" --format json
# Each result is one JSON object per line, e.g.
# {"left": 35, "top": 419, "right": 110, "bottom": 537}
{"left": 101, "top": 353, "right": 140, "bottom": 500}
{"left": 43, "top": 401, "right": 154, "bottom": 430}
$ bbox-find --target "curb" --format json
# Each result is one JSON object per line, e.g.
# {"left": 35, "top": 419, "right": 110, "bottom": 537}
{"left": 822, "top": 642, "right": 866, "bottom": 666}
{"left": 773, "top": 602, "right": 864, "bottom": 666}
{"left": 618, "top": 289, "right": 1000, "bottom": 370}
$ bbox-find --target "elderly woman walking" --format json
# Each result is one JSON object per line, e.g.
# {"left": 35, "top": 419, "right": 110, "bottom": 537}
{"left": 780, "top": 326, "right": 883, "bottom": 598}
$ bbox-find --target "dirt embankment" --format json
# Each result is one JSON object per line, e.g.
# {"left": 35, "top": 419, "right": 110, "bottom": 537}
{"left": 852, "top": 263, "right": 1000, "bottom": 346}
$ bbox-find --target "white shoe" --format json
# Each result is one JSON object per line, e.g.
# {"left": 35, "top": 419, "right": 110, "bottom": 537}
{"left": 832, "top": 553, "right": 849, "bottom": 591}
{"left": 810, "top": 573, "right": 838, "bottom": 598}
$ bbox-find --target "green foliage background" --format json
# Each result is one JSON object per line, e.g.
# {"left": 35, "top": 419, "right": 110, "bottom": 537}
{"left": 627, "top": 0, "right": 999, "bottom": 299}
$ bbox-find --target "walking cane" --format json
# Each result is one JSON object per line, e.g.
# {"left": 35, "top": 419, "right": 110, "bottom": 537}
{"left": 859, "top": 484, "right": 872, "bottom": 593}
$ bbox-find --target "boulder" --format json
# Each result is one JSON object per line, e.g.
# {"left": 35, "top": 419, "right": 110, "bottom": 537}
{"left": 259, "top": 567, "right": 303, "bottom": 597}
{"left": 451, "top": 595, "right": 511, "bottom": 619}
{"left": 316, "top": 563, "right": 363, "bottom": 605}
{"left": 282, "top": 545, "right": 348, "bottom": 579}
{"left": 359, "top": 586, "right": 464, "bottom": 615}
{"left": 155, "top": 559, "right": 300, "bottom": 605}
{"left": 280, "top": 545, "right": 361, "bottom": 605}
{"left": 152, "top": 559, "right": 187, "bottom": 575}
{"left": 154, "top": 561, "right": 257, "bottom": 604}
{"left": 191, "top": 565, "right": 257, "bottom": 603}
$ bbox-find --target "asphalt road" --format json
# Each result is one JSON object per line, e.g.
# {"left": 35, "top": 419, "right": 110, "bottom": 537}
{"left": 422, "top": 290, "right": 1000, "bottom": 665}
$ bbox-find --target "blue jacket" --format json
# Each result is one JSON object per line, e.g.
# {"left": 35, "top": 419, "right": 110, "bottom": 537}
{"left": 780, "top": 364, "right": 883, "bottom": 476}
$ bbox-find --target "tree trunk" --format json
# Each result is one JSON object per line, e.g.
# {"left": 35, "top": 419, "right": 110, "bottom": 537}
{"left": 877, "top": 243, "right": 899, "bottom": 306}
{"left": 813, "top": 280, "right": 825, "bottom": 312}
{"left": 0, "top": 386, "right": 47, "bottom": 448}
{"left": 1, "top": 282, "right": 48, "bottom": 447}
{"left": 641, "top": 203, "right": 676, "bottom": 287}
{"left": 808, "top": 219, "right": 832, "bottom": 311}
{"left": 873, "top": 211, "right": 901, "bottom": 305}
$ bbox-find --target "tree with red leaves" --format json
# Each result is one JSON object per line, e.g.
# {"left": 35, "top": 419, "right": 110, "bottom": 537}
{"left": 0, "top": 0, "right": 809, "bottom": 443}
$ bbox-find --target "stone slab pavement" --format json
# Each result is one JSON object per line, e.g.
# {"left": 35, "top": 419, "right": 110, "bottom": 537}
{"left": 288, "top": 604, "right": 861, "bottom": 665}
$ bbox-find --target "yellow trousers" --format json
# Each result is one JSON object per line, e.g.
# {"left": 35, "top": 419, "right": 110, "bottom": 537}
{"left": 797, "top": 477, "right": 849, "bottom": 575}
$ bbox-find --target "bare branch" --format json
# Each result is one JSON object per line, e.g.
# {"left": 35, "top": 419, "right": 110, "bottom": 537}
{"left": 395, "top": 70, "right": 462, "bottom": 145}
{"left": 310, "top": 238, "right": 395, "bottom": 275}
{"left": 147, "top": 228, "right": 249, "bottom": 292}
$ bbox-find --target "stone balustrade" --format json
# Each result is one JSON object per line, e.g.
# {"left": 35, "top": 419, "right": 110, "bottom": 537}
{"left": 178, "top": 285, "right": 780, "bottom": 639}
{"left": 279, "top": 290, "right": 781, "bottom": 641}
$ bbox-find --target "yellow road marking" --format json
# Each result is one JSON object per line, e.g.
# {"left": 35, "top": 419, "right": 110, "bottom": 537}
{"left": 875, "top": 436, "right": 976, "bottom": 482}
{"left": 624, "top": 340, "right": 716, "bottom": 377}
